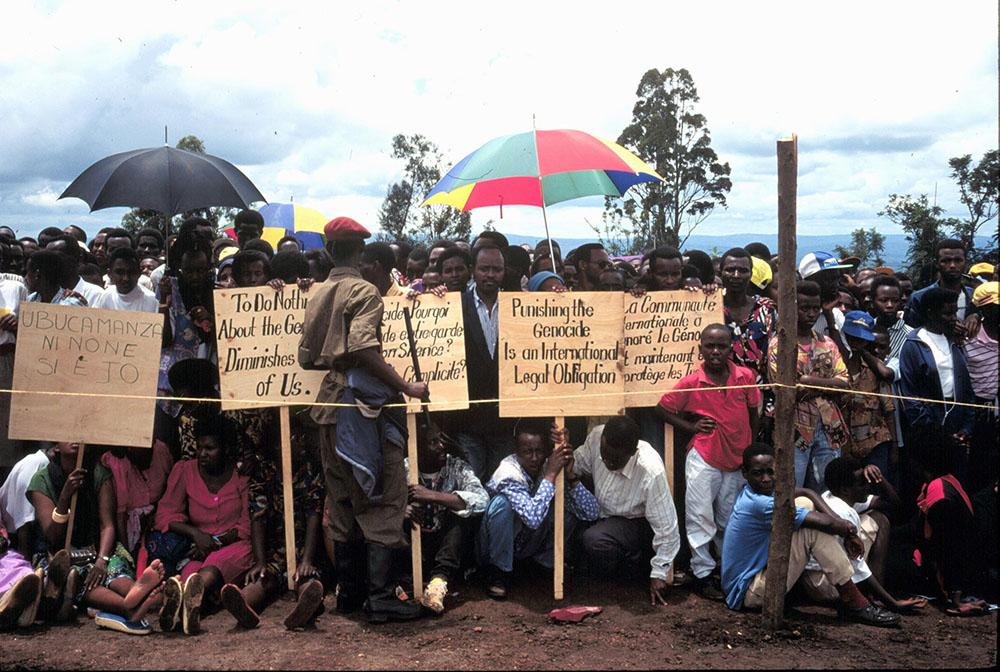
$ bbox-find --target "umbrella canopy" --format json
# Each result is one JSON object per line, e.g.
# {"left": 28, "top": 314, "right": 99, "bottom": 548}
{"left": 421, "top": 129, "right": 661, "bottom": 210}
{"left": 222, "top": 203, "right": 327, "bottom": 250}
{"left": 59, "top": 146, "right": 266, "bottom": 216}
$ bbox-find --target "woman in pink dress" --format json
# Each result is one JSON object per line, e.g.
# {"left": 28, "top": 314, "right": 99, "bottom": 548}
{"left": 153, "top": 415, "right": 253, "bottom": 635}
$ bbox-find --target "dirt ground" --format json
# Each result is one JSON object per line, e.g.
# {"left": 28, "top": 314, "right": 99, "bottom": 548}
{"left": 1, "top": 570, "right": 995, "bottom": 671}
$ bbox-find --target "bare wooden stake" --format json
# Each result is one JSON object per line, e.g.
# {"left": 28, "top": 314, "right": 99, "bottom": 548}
{"left": 63, "top": 444, "right": 86, "bottom": 552}
{"left": 279, "top": 406, "right": 297, "bottom": 590}
{"left": 764, "top": 134, "right": 799, "bottom": 630}
{"left": 407, "top": 413, "right": 423, "bottom": 600}
{"left": 554, "top": 416, "right": 565, "bottom": 601}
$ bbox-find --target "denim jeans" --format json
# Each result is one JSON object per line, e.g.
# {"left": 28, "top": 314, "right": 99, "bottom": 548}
{"left": 794, "top": 422, "right": 839, "bottom": 492}
{"left": 476, "top": 494, "right": 570, "bottom": 572}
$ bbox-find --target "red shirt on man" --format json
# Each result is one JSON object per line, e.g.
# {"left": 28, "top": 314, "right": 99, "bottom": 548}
{"left": 658, "top": 361, "right": 760, "bottom": 471}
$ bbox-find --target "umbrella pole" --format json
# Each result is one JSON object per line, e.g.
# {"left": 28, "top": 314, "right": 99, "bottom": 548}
{"left": 531, "top": 116, "right": 558, "bottom": 273}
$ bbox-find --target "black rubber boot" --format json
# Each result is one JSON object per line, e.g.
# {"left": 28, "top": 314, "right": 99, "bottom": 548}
{"left": 364, "top": 543, "right": 422, "bottom": 624}
{"left": 334, "top": 541, "right": 366, "bottom": 614}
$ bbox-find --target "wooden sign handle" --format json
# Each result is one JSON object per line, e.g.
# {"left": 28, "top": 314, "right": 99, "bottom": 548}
{"left": 279, "top": 406, "right": 297, "bottom": 590}
{"left": 554, "top": 416, "right": 565, "bottom": 601}
{"left": 63, "top": 444, "right": 86, "bottom": 552}
{"left": 406, "top": 413, "right": 423, "bottom": 600}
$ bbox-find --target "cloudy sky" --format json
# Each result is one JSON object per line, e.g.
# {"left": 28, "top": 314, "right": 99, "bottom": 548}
{"left": 1, "top": 0, "right": 996, "bottom": 242}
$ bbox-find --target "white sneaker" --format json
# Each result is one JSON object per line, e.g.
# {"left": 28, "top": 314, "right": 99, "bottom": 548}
{"left": 420, "top": 577, "right": 447, "bottom": 615}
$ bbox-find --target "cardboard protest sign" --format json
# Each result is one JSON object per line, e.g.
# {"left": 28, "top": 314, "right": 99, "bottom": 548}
{"left": 214, "top": 285, "right": 327, "bottom": 410}
{"left": 381, "top": 293, "right": 468, "bottom": 413}
{"left": 623, "top": 290, "right": 724, "bottom": 407}
{"left": 498, "top": 292, "right": 624, "bottom": 417}
{"left": 9, "top": 303, "right": 163, "bottom": 447}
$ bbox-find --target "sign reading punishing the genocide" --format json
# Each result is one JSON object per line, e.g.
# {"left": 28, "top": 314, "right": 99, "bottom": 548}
{"left": 214, "top": 285, "right": 327, "bottom": 410}
{"left": 623, "top": 290, "right": 724, "bottom": 407}
{"left": 498, "top": 292, "right": 624, "bottom": 417}
{"left": 381, "top": 293, "right": 469, "bottom": 413}
{"left": 9, "top": 303, "right": 163, "bottom": 447}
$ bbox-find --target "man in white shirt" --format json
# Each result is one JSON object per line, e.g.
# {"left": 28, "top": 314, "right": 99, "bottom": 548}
{"left": 558, "top": 416, "right": 680, "bottom": 605}
{"left": 0, "top": 259, "right": 27, "bottom": 480}
{"left": 0, "top": 446, "right": 50, "bottom": 553}
{"left": 800, "top": 458, "right": 926, "bottom": 612}
{"left": 93, "top": 247, "right": 159, "bottom": 313}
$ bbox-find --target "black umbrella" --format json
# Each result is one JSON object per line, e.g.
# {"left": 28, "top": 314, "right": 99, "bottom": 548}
{"left": 60, "top": 146, "right": 266, "bottom": 215}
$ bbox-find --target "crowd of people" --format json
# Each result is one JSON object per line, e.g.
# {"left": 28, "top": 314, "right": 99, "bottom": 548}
{"left": 0, "top": 211, "right": 996, "bottom": 638}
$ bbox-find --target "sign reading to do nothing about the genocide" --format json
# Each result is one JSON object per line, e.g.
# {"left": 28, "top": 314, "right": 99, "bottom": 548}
{"left": 498, "top": 292, "right": 625, "bottom": 417}
{"left": 623, "top": 290, "right": 724, "bottom": 407}
{"left": 9, "top": 303, "right": 163, "bottom": 447}
{"left": 381, "top": 293, "right": 469, "bottom": 413}
{"left": 214, "top": 285, "right": 327, "bottom": 410}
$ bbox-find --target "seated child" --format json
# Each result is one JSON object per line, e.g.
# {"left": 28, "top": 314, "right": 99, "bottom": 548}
{"left": 800, "top": 458, "right": 926, "bottom": 612}
{"left": 404, "top": 421, "right": 488, "bottom": 614}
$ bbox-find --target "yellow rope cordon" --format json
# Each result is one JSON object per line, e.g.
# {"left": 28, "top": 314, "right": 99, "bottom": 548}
{"left": 1, "top": 382, "right": 993, "bottom": 410}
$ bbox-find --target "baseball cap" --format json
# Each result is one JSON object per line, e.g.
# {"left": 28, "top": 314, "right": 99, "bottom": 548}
{"left": 972, "top": 281, "right": 998, "bottom": 307}
{"left": 750, "top": 257, "right": 772, "bottom": 290}
{"left": 970, "top": 262, "right": 995, "bottom": 276}
{"left": 841, "top": 310, "right": 876, "bottom": 341}
{"left": 799, "top": 252, "right": 854, "bottom": 278}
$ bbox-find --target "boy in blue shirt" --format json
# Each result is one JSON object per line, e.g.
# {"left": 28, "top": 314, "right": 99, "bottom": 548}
{"left": 720, "top": 443, "right": 900, "bottom": 627}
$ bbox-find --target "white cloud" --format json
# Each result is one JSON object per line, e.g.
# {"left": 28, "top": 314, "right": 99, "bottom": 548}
{"left": 0, "top": 0, "right": 995, "bottom": 242}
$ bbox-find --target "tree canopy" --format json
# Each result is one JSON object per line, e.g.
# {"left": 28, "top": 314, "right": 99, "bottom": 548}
{"left": 598, "top": 68, "right": 731, "bottom": 252}
{"left": 377, "top": 134, "right": 471, "bottom": 244}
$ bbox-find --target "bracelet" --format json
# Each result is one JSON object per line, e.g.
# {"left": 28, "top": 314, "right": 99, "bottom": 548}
{"left": 99, "top": 555, "right": 111, "bottom": 563}
{"left": 51, "top": 508, "right": 70, "bottom": 524}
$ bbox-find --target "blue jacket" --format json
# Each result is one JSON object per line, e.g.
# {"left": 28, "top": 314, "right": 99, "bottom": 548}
{"left": 335, "top": 367, "right": 407, "bottom": 499}
{"left": 898, "top": 330, "right": 975, "bottom": 436}
{"left": 904, "top": 281, "right": 977, "bottom": 329}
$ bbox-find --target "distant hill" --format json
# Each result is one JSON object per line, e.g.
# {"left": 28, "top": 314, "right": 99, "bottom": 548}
{"left": 500, "top": 233, "right": 993, "bottom": 269}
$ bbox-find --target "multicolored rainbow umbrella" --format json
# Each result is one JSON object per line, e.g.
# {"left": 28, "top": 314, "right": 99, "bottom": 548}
{"left": 224, "top": 203, "right": 327, "bottom": 250}
{"left": 421, "top": 129, "right": 662, "bottom": 212}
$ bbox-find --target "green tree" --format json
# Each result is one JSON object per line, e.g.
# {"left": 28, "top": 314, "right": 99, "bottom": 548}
{"left": 120, "top": 135, "right": 236, "bottom": 237}
{"left": 598, "top": 68, "right": 731, "bottom": 252}
{"left": 834, "top": 227, "right": 887, "bottom": 266}
{"left": 949, "top": 150, "right": 998, "bottom": 258}
{"left": 879, "top": 194, "right": 959, "bottom": 277}
{"left": 377, "top": 134, "right": 471, "bottom": 244}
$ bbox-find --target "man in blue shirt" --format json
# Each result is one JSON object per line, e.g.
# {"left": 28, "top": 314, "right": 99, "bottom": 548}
{"left": 721, "top": 443, "right": 900, "bottom": 627}
{"left": 477, "top": 419, "right": 599, "bottom": 599}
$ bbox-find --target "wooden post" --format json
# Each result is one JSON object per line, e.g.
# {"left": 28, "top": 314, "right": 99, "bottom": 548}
{"left": 662, "top": 423, "right": 675, "bottom": 493}
{"left": 279, "top": 406, "right": 297, "bottom": 590}
{"left": 63, "top": 444, "right": 86, "bottom": 552}
{"left": 662, "top": 422, "right": 676, "bottom": 585}
{"left": 407, "top": 413, "right": 423, "bottom": 600}
{"left": 554, "top": 416, "right": 565, "bottom": 601}
{"left": 764, "top": 134, "right": 799, "bottom": 630}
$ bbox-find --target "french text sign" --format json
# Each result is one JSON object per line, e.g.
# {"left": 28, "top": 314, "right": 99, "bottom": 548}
{"left": 9, "top": 303, "right": 163, "bottom": 447}
{"left": 499, "top": 292, "right": 624, "bottom": 418}
{"left": 623, "top": 290, "right": 724, "bottom": 407}
{"left": 214, "top": 286, "right": 327, "bottom": 410}
{"left": 381, "top": 293, "right": 469, "bottom": 413}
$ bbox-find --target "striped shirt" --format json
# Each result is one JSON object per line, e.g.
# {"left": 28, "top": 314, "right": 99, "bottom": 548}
{"left": 573, "top": 425, "right": 680, "bottom": 580}
{"left": 885, "top": 316, "right": 912, "bottom": 362}
{"left": 964, "top": 328, "right": 998, "bottom": 401}
{"left": 486, "top": 455, "right": 600, "bottom": 531}
{"left": 471, "top": 283, "right": 499, "bottom": 359}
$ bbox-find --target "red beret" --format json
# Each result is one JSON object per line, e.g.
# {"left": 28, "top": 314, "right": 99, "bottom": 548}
{"left": 323, "top": 216, "right": 371, "bottom": 241}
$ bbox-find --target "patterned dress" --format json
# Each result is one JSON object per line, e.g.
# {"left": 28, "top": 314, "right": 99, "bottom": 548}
{"left": 726, "top": 296, "right": 777, "bottom": 415}
{"left": 769, "top": 330, "right": 850, "bottom": 452}
{"left": 248, "top": 452, "right": 324, "bottom": 575}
